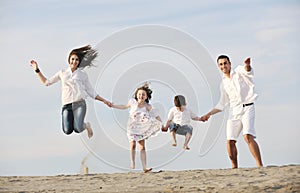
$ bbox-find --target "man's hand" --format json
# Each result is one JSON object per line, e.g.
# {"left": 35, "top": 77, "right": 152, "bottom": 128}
{"left": 244, "top": 57, "right": 251, "bottom": 71}
{"left": 200, "top": 114, "right": 210, "bottom": 122}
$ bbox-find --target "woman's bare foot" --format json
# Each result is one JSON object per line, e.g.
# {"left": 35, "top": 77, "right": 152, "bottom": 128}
{"left": 86, "top": 122, "right": 93, "bottom": 138}
{"left": 183, "top": 146, "right": 190, "bottom": 150}
{"left": 143, "top": 168, "right": 152, "bottom": 173}
{"left": 172, "top": 143, "right": 177, "bottom": 147}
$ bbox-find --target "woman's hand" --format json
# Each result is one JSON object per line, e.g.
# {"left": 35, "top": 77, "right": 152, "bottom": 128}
{"left": 30, "top": 60, "right": 39, "bottom": 70}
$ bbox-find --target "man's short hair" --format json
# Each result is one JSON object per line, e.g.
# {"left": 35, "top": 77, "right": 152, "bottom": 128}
{"left": 217, "top": 55, "right": 230, "bottom": 63}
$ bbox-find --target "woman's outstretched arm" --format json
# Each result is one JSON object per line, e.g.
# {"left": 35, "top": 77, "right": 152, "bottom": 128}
{"left": 30, "top": 60, "right": 47, "bottom": 84}
{"left": 95, "top": 95, "right": 112, "bottom": 107}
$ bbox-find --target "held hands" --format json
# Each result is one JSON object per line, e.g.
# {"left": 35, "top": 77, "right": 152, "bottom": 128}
{"left": 104, "top": 100, "right": 113, "bottom": 107}
{"left": 161, "top": 126, "right": 168, "bottom": 132}
{"left": 200, "top": 113, "right": 211, "bottom": 122}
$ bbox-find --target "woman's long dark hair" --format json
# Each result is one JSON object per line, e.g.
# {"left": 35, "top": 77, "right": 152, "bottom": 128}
{"left": 68, "top": 45, "right": 98, "bottom": 69}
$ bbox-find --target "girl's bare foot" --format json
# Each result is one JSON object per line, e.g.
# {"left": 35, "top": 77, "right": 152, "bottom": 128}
{"left": 143, "top": 168, "right": 152, "bottom": 173}
{"left": 86, "top": 122, "right": 93, "bottom": 138}
{"left": 130, "top": 162, "right": 135, "bottom": 169}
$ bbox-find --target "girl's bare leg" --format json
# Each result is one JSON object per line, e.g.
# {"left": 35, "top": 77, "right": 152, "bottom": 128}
{"left": 130, "top": 141, "right": 136, "bottom": 169}
{"left": 138, "top": 140, "right": 152, "bottom": 173}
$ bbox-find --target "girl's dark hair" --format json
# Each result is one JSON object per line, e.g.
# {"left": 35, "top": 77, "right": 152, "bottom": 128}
{"left": 174, "top": 95, "right": 186, "bottom": 107}
{"left": 134, "top": 82, "right": 152, "bottom": 103}
{"left": 68, "top": 45, "right": 98, "bottom": 69}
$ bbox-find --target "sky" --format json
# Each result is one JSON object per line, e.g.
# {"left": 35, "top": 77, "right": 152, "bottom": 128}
{"left": 0, "top": 0, "right": 299, "bottom": 176}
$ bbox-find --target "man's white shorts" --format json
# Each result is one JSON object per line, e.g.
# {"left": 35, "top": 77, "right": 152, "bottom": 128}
{"left": 226, "top": 104, "right": 256, "bottom": 141}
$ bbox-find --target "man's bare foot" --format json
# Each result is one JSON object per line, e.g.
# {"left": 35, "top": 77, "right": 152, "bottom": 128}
{"left": 86, "top": 122, "right": 93, "bottom": 138}
{"left": 231, "top": 160, "right": 238, "bottom": 169}
{"left": 232, "top": 163, "right": 238, "bottom": 169}
{"left": 143, "top": 168, "right": 152, "bottom": 173}
{"left": 183, "top": 146, "right": 190, "bottom": 150}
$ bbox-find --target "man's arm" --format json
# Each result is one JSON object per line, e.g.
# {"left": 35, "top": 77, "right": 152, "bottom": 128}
{"left": 200, "top": 108, "right": 222, "bottom": 122}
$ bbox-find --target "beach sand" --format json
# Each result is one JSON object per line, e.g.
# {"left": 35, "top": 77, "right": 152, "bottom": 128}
{"left": 0, "top": 165, "right": 299, "bottom": 193}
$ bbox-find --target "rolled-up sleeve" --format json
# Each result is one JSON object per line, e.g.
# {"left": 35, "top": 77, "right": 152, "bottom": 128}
{"left": 235, "top": 65, "right": 254, "bottom": 77}
{"left": 214, "top": 82, "right": 229, "bottom": 111}
{"left": 83, "top": 74, "right": 98, "bottom": 99}
{"left": 44, "top": 71, "right": 61, "bottom": 86}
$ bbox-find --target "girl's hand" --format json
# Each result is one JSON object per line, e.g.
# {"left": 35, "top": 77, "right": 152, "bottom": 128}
{"left": 30, "top": 60, "right": 38, "bottom": 70}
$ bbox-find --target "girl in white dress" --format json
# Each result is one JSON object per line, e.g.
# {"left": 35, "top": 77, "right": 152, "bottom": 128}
{"left": 112, "top": 83, "right": 162, "bottom": 172}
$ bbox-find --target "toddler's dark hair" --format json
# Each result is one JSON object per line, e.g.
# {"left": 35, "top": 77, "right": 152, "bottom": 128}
{"left": 174, "top": 95, "right": 186, "bottom": 107}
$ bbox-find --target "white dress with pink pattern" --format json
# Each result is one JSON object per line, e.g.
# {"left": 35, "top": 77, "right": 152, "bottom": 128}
{"left": 127, "top": 99, "right": 162, "bottom": 142}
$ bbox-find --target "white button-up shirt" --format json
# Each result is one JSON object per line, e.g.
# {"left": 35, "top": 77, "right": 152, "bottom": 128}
{"left": 44, "top": 67, "right": 98, "bottom": 105}
{"left": 215, "top": 65, "right": 258, "bottom": 114}
{"left": 167, "top": 106, "right": 197, "bottom": 126}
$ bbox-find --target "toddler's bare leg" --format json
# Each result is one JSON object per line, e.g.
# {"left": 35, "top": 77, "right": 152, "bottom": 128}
{"left": 183, "top": 132, "right": 192, "bottom": 150}
{"left": 171, "top": 130, "right": 177, "bottom": 146}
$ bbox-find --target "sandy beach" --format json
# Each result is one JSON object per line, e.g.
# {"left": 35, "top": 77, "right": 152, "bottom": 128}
{"left": 0, "top": 165, "right": 299, "bottom": 193}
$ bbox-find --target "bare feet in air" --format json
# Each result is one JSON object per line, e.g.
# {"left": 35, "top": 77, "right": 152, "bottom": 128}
{"left": 86, "top": 122, "right": 93, "bottom": 138}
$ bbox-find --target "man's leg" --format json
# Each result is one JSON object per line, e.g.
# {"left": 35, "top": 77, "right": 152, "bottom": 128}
{"left": 227, "top": 140, "right": 238, "bottom": 169}
{"left": 244, "top": 134, "right": 263, "bottom": 167}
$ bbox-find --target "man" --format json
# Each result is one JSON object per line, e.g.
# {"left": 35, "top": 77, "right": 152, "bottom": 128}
{"left": 201, "top": 55, "right": 263, "bottom": 168}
